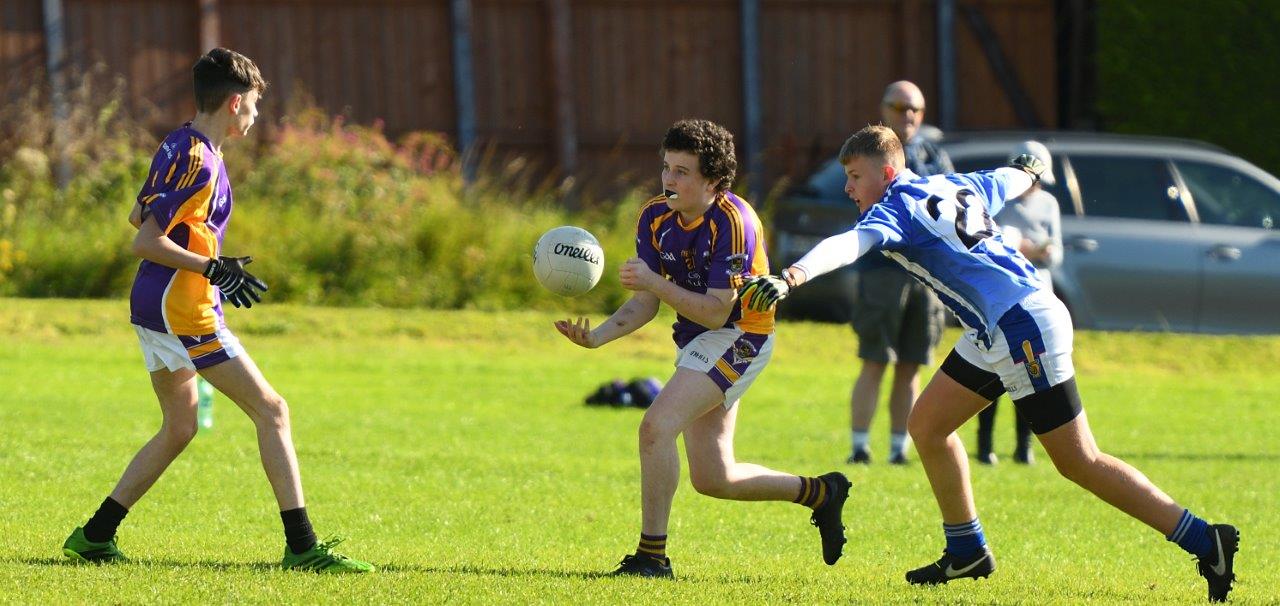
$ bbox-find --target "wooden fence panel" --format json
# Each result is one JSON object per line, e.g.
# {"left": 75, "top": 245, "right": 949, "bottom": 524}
{"left": 1, "top": 0, "right": 46, "bottom": 105}
{"left": 2, "top": 0, "right": 1058, "bottom": 189}
{"left": 221, "top": 0, "right": 455, "bottom": 136}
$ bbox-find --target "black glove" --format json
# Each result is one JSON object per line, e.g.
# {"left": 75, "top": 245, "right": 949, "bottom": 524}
{"left": 203, "top": 255, "right": 268, "bottom": 308}
{"left": 1009, "top": 153, "right": 1046, "bottom": 184}
{"left": 737, "top": 274, "right": 791, "bottom": 312}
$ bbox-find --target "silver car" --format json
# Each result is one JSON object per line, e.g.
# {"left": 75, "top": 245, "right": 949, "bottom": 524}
{"left": 771, "top": 132, "right": 1280, "bottom": 334}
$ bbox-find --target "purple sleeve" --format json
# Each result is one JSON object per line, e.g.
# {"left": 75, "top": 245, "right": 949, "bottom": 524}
{"left": 705, "top": 206, "right": 756, "bottom": 290}
{"left": 635, "top": 204, "right": 663, "bottom": 275}
{"left": 139, "top": 146, "right": 212, "bottom": 234}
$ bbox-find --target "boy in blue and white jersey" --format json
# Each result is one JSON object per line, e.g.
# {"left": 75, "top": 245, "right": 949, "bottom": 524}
{"left": 739, "top": 125, "right": 1238, "bottom": 602}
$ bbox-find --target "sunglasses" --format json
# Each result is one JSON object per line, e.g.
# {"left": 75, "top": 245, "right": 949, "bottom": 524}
{"left": 884, "top": 101, "right": 924, "bottom": 113}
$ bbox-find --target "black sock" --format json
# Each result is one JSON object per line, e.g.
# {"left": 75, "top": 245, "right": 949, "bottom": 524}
{"left": 281, "top": 507, "right": 318, "bottom": 555}
{"left": 83, "top": 497, "right": 129, "bottom": 543}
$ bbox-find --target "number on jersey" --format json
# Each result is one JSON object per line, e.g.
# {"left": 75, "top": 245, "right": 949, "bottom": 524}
{"left": 925, "top": 189, "right": 994, "bottom": 249}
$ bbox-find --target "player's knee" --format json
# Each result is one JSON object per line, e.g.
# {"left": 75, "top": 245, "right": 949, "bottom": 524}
{"left": 1048, "top": 450, "right": 1094, "bottom": 485}
{"left": 255, "top": 394, "right": 291, "bottom": 430}
{"left": 637, "top": 417, "right": 674, "bottom": 451}
{"left": 162, "top": 419, "right": 198, "bottom": 448}
{"left": 688, "top": 469, "right": 732, "bottom": 498}
{"left": 906, "top": 409, "right": 939, "bottom": 444}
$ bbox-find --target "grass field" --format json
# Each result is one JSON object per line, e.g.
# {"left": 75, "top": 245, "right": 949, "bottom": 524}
{"left": 1, "top": 298, "right": 1276, "bottom": 604}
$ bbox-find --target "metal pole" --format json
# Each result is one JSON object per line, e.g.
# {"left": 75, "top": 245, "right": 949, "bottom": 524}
{"left": 548, "top": 0, "right": 577, "bottom": 181}
{"left": 450, "top": 0, "right": 479, "bottom": 183}
{"left": 936, "top": 0, "right": 956, "bottom": 130}
{"left": 42, "top": 0, "right": 70, "bottom": 187}
{"left": 740, "top": 0, "right": 763, "bottom": 203}
{"left": 200, "top": 0, "right": 220, "bottom": 52}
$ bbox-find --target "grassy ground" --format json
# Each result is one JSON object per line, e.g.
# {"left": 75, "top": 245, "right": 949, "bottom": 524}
{"left": 0, "top": 298, "right": 1276, "bottom": 604}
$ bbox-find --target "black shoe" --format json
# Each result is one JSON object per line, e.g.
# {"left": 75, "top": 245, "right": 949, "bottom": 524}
{"left": 1013, "top": 447, "right": 1034, "bottom": 465}
{"left": 612, "top": 553, "right": 674, "bottom": 579}
{"left": 976, "top": 451, "right": 999, "bottom": 465}
{"left": 810, "top": 471, "right": 852, "bottom": 565}
{"left": 905, "top": 547, "right": 995, "bottom": 585}
{"left": 888, "top": 452, "right": 908, "bottom": 465}
{"left": 846, "top": 449, "right": 871, "bottom": 465}
{"left": 1197, "top": 525, "right": 1239, "bottom": 602}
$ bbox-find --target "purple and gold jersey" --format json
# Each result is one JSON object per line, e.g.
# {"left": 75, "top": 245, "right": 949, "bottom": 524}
{"left": 129, "top": 124, "right": 233, "bottom": 336}
{"left": 636, "top": 191, "right": 774, "bottom": 347}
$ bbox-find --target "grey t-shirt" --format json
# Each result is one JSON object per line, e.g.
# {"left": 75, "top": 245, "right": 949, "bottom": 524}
{"left": 995, "top": 188, "right": 1063, "bottom": 270}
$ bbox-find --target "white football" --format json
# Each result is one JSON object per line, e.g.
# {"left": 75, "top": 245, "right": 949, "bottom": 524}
{"left": 533, "top": 226, "right": 604, "bottom": 297}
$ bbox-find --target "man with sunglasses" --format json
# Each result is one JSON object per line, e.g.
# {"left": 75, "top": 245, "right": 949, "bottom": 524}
{"left": 845, "top": 81, "right": 950, "bottom": 467}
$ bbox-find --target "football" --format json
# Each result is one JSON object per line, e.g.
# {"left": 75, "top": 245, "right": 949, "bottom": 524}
{"left": 533, "top": 226, "right": 604, "bottom": 297}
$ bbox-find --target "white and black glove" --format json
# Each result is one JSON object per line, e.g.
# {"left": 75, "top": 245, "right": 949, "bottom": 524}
{"left": 1009, "top": 153, "right": 1046, "bottom": 184}
{"left": 203, "top": 255, "right": 268, "bottom": 308}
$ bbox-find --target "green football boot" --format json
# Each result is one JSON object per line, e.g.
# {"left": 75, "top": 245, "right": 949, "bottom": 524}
{"left": 62, "top": 526, "right": 127, "bottom": 564}
{"left": 281, "top": 536, "right": 374, "bottom": 573}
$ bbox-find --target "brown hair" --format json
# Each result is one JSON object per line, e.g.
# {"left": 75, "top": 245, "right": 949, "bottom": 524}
{"left": 660, "top": 119, "right": 737, "bottom": 192}
{"left": 838, "top": 124, "right": 905, "bottom": 170}
{"left": 193, "top": 48, "right": 268, "bottom": 113}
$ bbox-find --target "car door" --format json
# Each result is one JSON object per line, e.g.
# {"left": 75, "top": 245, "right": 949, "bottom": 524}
{"left": 1060, "top": 154, "right": 1200, "bottom": 331}
{"left": 1174, "top": 159, "right": 1280, "bottom": 333}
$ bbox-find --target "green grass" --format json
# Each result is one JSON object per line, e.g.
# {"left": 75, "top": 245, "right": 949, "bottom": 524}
{"left": 1, "top": 298, "right": 1277, "bottom": 604}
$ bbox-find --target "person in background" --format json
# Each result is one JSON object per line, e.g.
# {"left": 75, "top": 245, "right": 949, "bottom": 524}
{"left": 847, "top": 80, "right": 949, "bottom": 465}
{"left": 976, "top": 141, "right": 1063, "bottom": 466}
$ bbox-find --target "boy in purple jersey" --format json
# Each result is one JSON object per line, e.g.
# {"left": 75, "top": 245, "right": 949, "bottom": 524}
{"left": 62, "top": 48, "right": 371, "bottom": 573}
{"left": 555, "top": 119, "right": 851, "bottom": 578}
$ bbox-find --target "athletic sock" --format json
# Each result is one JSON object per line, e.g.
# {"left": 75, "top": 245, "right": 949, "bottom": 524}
{"left": 890, "top": 431, "right": 909, "bottom": 458}
{"left": 794, "top": 476, "right": 829, "bottom": 509}
{"left": 636, "top": 533, "right": 667, "bottom": 559}
{"left": 852, "top": 430, "right": 870, "bottom": 453}
{"left": 83, "top": 497, "right": 129, "bottom": 543}
{"left": 943, "top": 518, "right": 987, "bottom": 558}
{"left": 281, "top": 507, "right": 318, "bottom": 555}
{"left": 1167, "top": 509, "right": 1212, "bottom": 558}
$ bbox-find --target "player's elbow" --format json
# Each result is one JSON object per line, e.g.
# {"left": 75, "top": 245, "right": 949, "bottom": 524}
{"left": 130, "top": 233, "right": 151, "bottom": 259}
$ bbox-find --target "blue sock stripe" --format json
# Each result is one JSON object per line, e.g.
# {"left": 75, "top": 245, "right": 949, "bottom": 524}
{"left": 942, "top": 518, "right": 987, "bottom": 557}
{"left": 1169, "top": 509, "right": 1192, "bottom": 542}
{"left": 1169, "top": 511, "right": 1212, "bottom": 558}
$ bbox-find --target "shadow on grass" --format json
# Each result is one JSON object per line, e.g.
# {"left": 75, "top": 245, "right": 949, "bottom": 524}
{"left": 15, "top": 557, "right": 770, "bottom": 584}
{"left": 8, "top": 556, "right": 278, "bottom": 572}
{"left": 1111, "top": 451, "right": 1280, "bottom": 462}
{"left": 378, "top": 563, "right": 613, "bottom": 580}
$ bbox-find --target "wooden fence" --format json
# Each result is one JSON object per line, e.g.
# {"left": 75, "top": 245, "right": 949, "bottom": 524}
{"left": 2, "top": 0, "right": 1057, "bottom": 192}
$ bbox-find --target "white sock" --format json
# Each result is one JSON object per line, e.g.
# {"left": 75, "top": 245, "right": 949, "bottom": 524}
{"left": 852, "top": 430, "right": 870, "bottom": 453}
{"left": 890, "top": 431, "right": 910, "bottom": 457}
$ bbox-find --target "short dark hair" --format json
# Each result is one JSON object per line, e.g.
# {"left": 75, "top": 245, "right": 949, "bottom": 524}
{"left": 660, "top": 119, "right": 737, "bottom": 192}
{"left": 838, "top": 124, "right": 905, "bottom": 169}
{"left": 193, "top": 48, "right": 268, "bottom": 113}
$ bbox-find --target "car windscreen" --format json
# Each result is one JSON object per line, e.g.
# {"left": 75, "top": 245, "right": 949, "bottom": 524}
{"left": 1070, "top": 155, "right": 1189, "bottom": 222}
{"left": 1176, "top": 160, "right": 1280, "bottom": 230}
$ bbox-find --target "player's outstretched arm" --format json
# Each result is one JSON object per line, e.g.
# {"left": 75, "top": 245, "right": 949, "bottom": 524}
{"left": 555, "top": 290, "right": 660, "bottom": 349}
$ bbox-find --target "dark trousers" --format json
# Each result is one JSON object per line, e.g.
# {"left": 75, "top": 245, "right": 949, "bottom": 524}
{"left": 976, "top": 398, "right": 1033, "bottom": 456}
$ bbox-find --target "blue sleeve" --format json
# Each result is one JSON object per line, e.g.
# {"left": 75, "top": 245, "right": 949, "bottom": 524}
{"left": 947, "top": 170, "right": 1014, "bottom": 217}
{"left": 854, "top": 198, "right": 910, "bottom": 251}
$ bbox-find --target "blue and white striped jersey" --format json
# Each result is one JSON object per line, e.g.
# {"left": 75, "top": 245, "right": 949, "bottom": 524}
{"left": 798, "top": 168, "right": 1042, "bottom": 342}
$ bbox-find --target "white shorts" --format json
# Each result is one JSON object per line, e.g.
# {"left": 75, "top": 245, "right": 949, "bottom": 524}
{"left": 953, "top": 289, "right": 1075, "bottom": 399}
{"left": 134, "top": 324, "right": 243, "bottom": 373}
{"left": 675, "top": 328, "right": 774, "bottom": 409}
